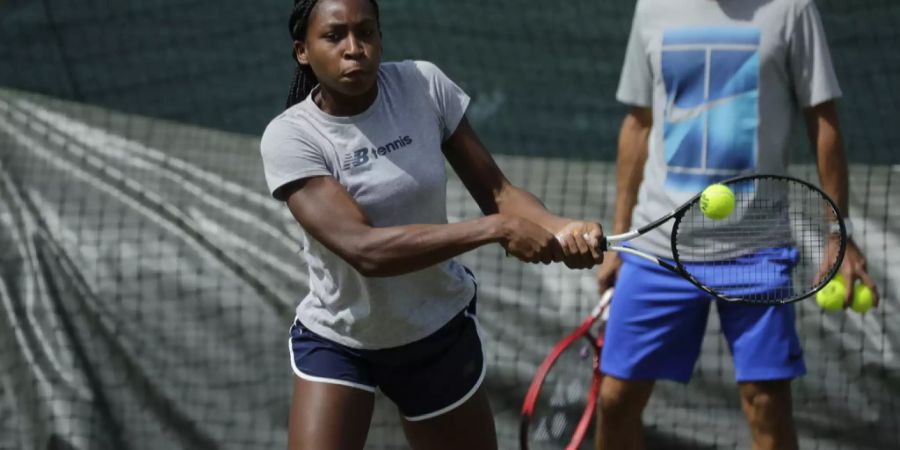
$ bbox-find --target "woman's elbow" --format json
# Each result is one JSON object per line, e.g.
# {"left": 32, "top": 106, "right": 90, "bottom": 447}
{"left": 352, "top": 261, "right": 399, "bottom": 277}
{"left": 337, "top": 233, "right": 409, "bottom": 277}
{"left": 352, "top": 259, "right": 383, "bottom": 277}
{"left": 343, "top": 245, "right": 391, "bottom": 277}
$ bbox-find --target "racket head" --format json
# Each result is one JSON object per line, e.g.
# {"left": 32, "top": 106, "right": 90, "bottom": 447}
{"left": 670, "top": 174, "right": 845, "bottom": 304}
{"left": 519, "top": 289, "right": 612, "bottom": 450}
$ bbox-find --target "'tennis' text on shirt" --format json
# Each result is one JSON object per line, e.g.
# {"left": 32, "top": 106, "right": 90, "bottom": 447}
{"left": 343, "top": 136, "right": 414, "bottom": 170}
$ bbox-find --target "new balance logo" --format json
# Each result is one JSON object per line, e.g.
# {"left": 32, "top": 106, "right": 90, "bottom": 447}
{"left": 342, "top": 135, "right": 414, "bottom": 170}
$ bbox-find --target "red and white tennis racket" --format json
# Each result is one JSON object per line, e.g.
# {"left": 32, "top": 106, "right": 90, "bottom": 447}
{"left": 519, "top": 288, "right": 613, "bottom": 450}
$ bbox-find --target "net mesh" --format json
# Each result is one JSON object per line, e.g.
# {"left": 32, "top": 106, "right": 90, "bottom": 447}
{"left": 1, "top": 1, "right": 898, "bottom": 449}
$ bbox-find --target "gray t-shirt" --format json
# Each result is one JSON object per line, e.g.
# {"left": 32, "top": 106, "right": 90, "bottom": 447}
{"left": 260, "top": 60, "right": 475, "bottom": 349}
{"left": 617, "top": 0, "right": 841, "bottom": 257}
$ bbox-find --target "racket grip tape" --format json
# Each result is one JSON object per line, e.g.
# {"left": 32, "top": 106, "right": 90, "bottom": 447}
{"left": 598, "top": 237, "right": 609, "bottom": 252}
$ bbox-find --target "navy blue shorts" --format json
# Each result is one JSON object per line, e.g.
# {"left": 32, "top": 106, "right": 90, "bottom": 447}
{"left": 601, "top": 248, "right": 806, "bottom": 383}
{"left": 289, "top": 298, "right": 485, "bottom": 421}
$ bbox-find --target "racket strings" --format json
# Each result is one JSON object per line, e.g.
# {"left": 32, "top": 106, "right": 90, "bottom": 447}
{"left": 674, "top": 176, "right": 841, "bottom": 304}
{"left": 524, "top": 335, "right": 599, "bottom": 449}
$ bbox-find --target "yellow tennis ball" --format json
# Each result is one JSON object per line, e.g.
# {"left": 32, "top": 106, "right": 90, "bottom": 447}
{"left": 851, "top": 284, "right": 874, "bottom": 313}
{"left": 816, "top": 276, "right": 846, "bottom": 311}
{"left": 700, "top": 184, "right": 735, "bottom": 220}
{"left": 831, "top": 273, "right": 846, "bottom": 286}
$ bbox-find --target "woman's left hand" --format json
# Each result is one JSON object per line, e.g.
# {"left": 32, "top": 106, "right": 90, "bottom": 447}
{"left": 554, "top": 221, "right": 604, "bottom": 269}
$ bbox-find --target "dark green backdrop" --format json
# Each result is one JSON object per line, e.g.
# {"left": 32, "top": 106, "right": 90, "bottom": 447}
{"left": 1, "top": 0, "right": 897, "bottom": 161}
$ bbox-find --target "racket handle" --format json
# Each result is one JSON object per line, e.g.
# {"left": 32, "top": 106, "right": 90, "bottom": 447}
{"left": 580, "top": 232, "right": 609, "bottom": 252}
{"left": 598, "top": 237, "right": 609, "bottom": 252}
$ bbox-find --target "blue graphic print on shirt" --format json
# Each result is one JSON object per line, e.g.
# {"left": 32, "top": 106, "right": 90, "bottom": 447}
{"left": 661, "top": 27, "right": 760, "bottom": 191}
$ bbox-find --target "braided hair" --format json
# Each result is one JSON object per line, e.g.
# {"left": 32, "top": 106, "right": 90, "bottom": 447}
{"left": 285, "top": 0, "right": 381, "bottom": 108}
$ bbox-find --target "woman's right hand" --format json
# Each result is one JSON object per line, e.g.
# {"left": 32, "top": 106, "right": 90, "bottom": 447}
{"left": 596, "top": 252, "right": 623, "bottom": 295}
{"left": 498, "top": 215, "right": 564, "bottom": 264}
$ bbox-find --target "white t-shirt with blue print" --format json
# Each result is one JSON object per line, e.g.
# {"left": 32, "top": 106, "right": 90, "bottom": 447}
{"left": 260, "top": 61, "right": 475, "bottom": 349}
{"left": 617, "top": 0, "right": 841, "bottom": 258}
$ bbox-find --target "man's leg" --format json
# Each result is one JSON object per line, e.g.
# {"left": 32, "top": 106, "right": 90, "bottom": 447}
{"left": 738, "top": 379, "right": 798, "bottom": 450}
{"left": 715, "top": 248, "right": 806, "bottom": 450}
{"left": 596, "top": 254, "right": 713, "bottom": 449}
{"left": 596, "top": 376, "right": 654, "bottom": 450}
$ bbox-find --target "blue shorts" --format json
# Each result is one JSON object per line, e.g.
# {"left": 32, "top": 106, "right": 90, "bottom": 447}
{"left": 600, "top": 248, "right": 806, "bottom": 383}
{"left": 289, "top": 297, "right": 485, "bottom": 421}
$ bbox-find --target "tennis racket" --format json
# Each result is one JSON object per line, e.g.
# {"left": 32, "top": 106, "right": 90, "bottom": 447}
{"left": 600, "top": 173, "right": 846, "bottom": 305}
{"left": 519, "top": 288, "right": 613, "bottom": 450}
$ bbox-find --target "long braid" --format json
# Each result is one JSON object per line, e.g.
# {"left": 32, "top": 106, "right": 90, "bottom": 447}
{"left": 284, "top": 0, "right": 381, "bottom": 109}
{"left": 285, "top": 0, "right": 322, "bottom": 108}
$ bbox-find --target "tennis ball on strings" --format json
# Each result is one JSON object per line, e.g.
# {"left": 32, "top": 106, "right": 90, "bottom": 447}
{"left": 850, "top": 283, "right": 875, "bottom": 313}
{"left": 700, "top": 184, "right": 736, "bottom": 220}
{"left": 816, "top": 274, "right": 846, "bottom": 311}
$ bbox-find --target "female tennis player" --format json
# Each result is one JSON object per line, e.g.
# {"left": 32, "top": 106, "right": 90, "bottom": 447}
{"left": 260, "top": 1, "right": 603, "bottom": 449}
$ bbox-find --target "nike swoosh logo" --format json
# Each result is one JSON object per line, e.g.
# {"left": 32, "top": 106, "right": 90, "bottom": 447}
{"left": 665, "top": 93, "right": 746, "bottom": 123}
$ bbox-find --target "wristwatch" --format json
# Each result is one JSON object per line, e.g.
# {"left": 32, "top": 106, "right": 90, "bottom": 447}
{"left": 829, "top": 218, "right": 853, "bottom": 238}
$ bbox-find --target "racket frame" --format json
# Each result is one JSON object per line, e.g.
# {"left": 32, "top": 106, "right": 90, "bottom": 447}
{"left": 599, "top": 174, "right": 847, "bottom": 304}
{"left": 519, "top": 289, "right": 613, "bottom": 450}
